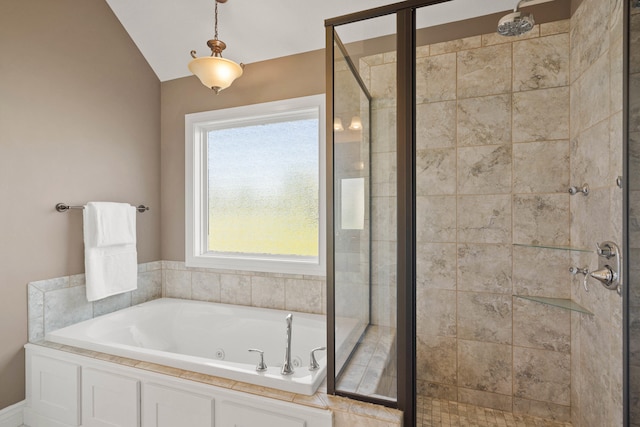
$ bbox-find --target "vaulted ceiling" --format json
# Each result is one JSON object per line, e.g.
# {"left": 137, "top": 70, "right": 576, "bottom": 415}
{"left": 104, "top": 0, "right": 532, "bottom": 82}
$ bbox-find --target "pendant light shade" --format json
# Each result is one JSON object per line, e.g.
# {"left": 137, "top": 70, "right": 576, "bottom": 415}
{"left": 188, "top": 56, "right": 244, "bottom": 93}
{"left": 189, "top": 0, "right": 244, "bottom": 94}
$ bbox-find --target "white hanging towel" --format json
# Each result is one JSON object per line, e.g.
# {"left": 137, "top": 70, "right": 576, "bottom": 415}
{"left": 83, "top": 202, "right": 138, "bottom": 302}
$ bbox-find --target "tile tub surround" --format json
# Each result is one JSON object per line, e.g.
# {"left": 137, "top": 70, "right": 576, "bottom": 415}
{"left": 28, "top": 261, "right": 163, "bottom": 342}
{"left": 162, "top": 260, "right": 326, "bottom": 315}
{"left": 28, "top": 260, "right": 326, "bottom": 343}
{"left": 31, "top": 340, "right": 403, "bottom": 427}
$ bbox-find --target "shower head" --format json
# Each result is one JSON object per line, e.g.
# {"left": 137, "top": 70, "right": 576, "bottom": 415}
{"left": 497, "top": 0, "right": 554, "bottom": 37}
{"left": 497, "top": 10, "right": 535, "bottom": 36}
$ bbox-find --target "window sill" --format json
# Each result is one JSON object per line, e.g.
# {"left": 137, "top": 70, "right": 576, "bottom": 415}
{"left": 186, "top": 254, "right": 325, "bottom": 277}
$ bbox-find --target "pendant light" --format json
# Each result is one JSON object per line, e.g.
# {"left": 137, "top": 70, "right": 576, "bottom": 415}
{"left": 188, "top": 0, "right": 244, "bottom": 94}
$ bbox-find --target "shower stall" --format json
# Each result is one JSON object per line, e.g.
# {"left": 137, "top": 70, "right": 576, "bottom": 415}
{"left": 327, "top": 0, "right": 627, "bottom": 426}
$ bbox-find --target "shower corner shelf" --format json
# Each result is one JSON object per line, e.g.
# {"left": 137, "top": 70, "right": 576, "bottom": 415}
{"left": 512, "top": 243, "right": 593, "bottom": 253}
{"left": 513, "top": 294, "right": 593, "bottom": 315}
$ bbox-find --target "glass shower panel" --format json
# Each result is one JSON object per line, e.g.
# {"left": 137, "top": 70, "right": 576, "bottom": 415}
{"left": 332, "top": 34, "right": 370, "bottom": 383}
{"left": 332, "top": 14, "right": 397, "bottom": 401}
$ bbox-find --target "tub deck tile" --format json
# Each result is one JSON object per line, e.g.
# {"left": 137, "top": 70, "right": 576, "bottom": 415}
{"left": 319, "top": 394, "right": 353, "bottom": 412}
{"left": 231, "top": 382, "right": 297, "bottom": 402}
{"left": 59, "top": 345, "right": 100, "bottom": 359}
{"left": 135, "top": 361, "right": 186, "bottom": 377}
{"left": 292, "top": 392, "right": 327, "bottom": 409}
{"left": 179, "top": 371, "right": 237, "bottom": 389}
{"left": 39, "top": 341, "right": 64, "bottom": 350}
{"left": 92, "top": 352, "right": 139, "bottom": 367}
{"left": 113, "top": 356, "right": 141, "bottom": 367}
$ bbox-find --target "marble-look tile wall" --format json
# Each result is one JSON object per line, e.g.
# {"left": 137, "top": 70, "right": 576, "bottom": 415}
{"left": 162, "top": 261, "right": 326, "bottom": 315}
{"left": 628, "top": 5, "right": 640, "bottom": 427}
{"left": 409, "top": 21, "right": 574, "bottom": 420}
{"left": 28, "top": 261, "right": 162, "bottom": 342}
{"left": 569, "top": 0, "right": 624, "bottom": 425}
{"left": 28, "top": 261, "right": 325, "bottom": 343}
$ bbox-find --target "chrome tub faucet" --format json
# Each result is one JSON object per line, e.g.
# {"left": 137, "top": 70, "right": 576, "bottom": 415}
{"left": 281, "top": 313, "right": 294, "bottom": 375}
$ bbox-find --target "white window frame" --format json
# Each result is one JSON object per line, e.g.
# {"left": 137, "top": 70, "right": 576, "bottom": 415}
{"left": 185, "top": 95, "right": 326, "bottom": 276}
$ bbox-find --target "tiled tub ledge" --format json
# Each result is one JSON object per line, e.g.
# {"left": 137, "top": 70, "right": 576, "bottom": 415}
{"left": 29, "top": 340, "right": 403, "bottom": 427}
{"left": 28, "top": 260, "right": 327, "bottom": 344}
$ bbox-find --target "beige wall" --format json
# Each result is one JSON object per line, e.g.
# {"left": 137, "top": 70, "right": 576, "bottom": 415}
{"left": 0, "top": 0, "right": 161, "bottom": 409}
{"left": 160, "top": 50, "right": 325, "bottom": 261}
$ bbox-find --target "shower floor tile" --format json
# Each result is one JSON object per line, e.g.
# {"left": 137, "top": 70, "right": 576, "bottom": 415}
{"left": 417, "top": 398, "right": 572, "bottom": 427}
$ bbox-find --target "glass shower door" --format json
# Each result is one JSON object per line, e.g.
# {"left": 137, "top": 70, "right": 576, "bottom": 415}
{"left": 332, "top": 33, "right": 371, "bottom": 384}
{"left": 330, "top": 13, "right": 398, "bottom": 403}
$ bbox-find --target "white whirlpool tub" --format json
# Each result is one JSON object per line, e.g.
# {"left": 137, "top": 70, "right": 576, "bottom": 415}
{"left": 45, "top": 298, "right": 358, "bottom": 395}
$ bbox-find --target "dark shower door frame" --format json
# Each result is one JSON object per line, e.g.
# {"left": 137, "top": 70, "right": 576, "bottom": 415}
{"left": 325, "top": 2, "right": 452, "bottom": 426}
{"left": 623, "top": 0, "right": 631, "bottom": 425}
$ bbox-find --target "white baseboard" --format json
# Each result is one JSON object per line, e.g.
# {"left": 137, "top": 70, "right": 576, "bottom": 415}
{"left": 0, "top": 400, "right": 25, "bottom": 427}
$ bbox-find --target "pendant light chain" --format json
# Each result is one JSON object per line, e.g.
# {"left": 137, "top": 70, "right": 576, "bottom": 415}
{"left": 214, "top": 0, "right": 219, "bottom": 41}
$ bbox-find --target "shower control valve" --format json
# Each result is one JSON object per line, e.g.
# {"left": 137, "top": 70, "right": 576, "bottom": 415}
{"left": 569, "top": 266, "right": 590, "bottom": 292}
{"left": 588, "top": 241, "right": 622, "bottom": 295}
{"left": 589, "top": 267, "right": 616, "bottom": 288}
{"left": 569, "top": 266, "right": 589, "bottom": 276}
{"left": 596, "top": 242, "right": 615, "bottom": 258}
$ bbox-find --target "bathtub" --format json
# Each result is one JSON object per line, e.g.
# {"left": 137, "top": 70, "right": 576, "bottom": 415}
{"left": 44, "top": 298, "right": 359, "bottom": 395}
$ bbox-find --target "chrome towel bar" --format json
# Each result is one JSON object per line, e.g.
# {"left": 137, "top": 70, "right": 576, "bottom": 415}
{"left": 55, "top": 203, "right": 150, "bottom": 213}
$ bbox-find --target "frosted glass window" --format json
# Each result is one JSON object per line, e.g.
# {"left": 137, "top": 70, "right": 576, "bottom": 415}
{"left": 207, "top": 119, "right": 319, "bottom": 256}
{"left": 185, "top": 95, "right": 326, "bottom": 275}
